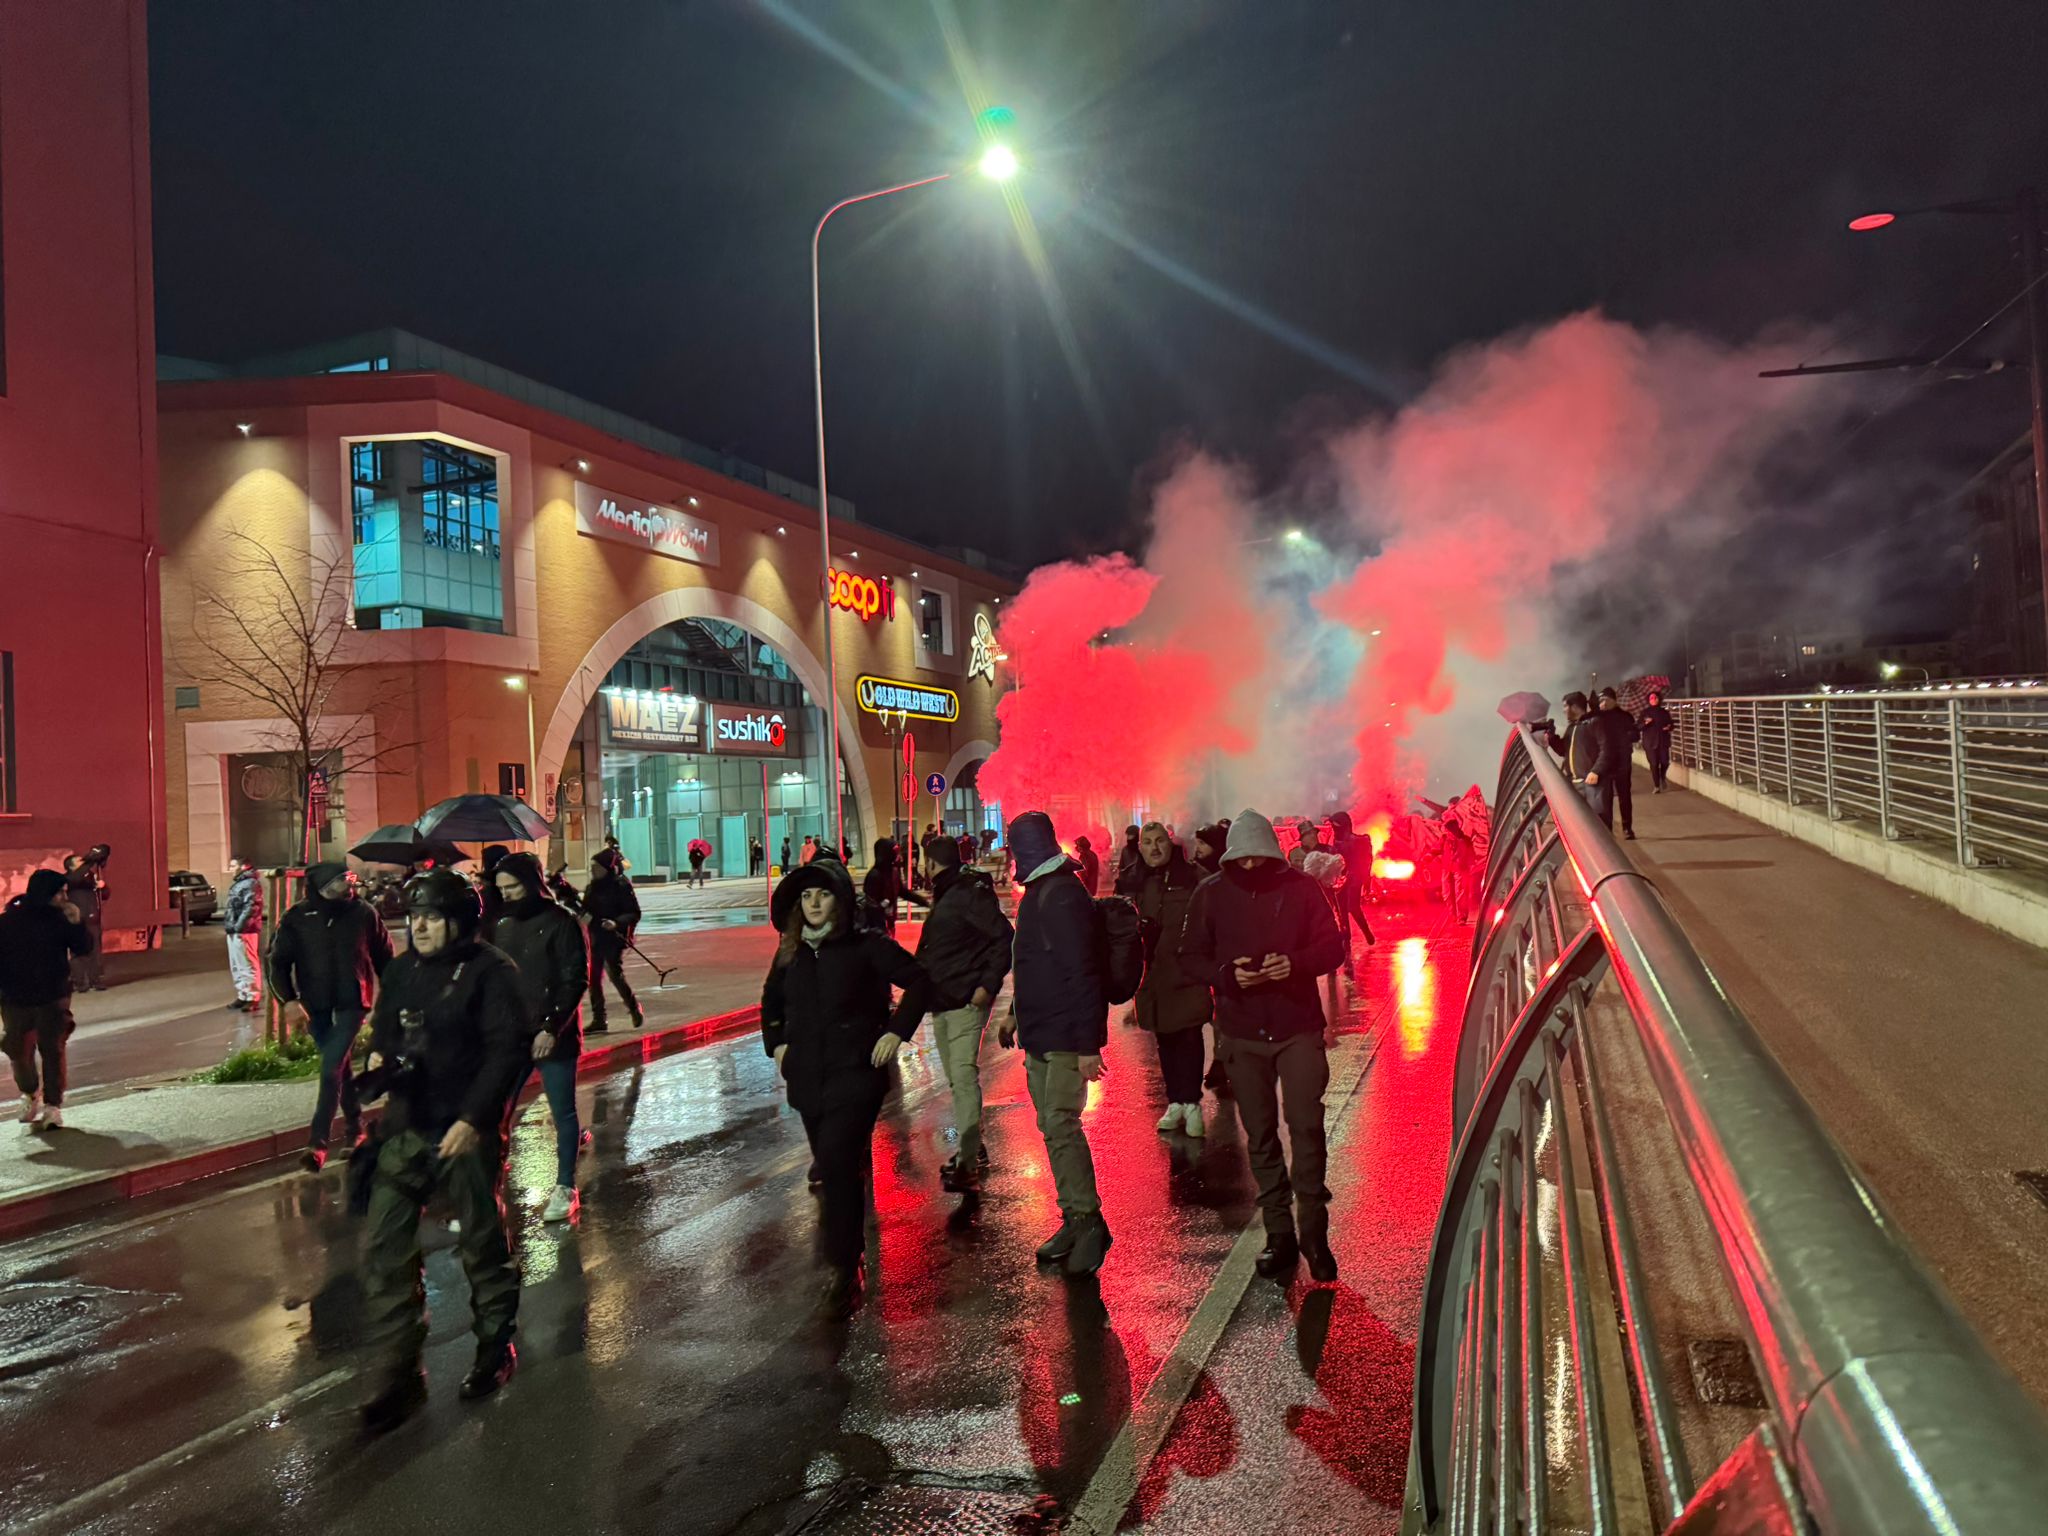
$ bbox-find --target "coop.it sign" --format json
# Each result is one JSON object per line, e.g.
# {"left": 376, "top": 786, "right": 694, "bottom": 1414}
{"left": 575, "top": 481, "right": 720, "bottom": 567}
{"left": 826, "top": 567, "right": 896, "bottom": 622}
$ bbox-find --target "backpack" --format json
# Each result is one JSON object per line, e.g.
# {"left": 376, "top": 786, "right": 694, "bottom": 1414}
{"left": 1095, "top": 896, "right": 1147, "bottom": 1005}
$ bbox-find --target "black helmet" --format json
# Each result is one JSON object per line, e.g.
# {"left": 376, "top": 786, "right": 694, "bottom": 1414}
{"left": 403, "top": 868, "right": 482, "bottom": 936}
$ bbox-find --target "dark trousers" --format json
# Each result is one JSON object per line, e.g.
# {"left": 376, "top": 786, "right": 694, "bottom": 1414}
{"left": 1335, "top": 882, "right": 1374, "bottom": 950}
{"left": 534, "top": 1057, "right": 579, "bottom": 1186}
{"left": 1611, "top": 769, "right": 1634, "bottom": 835}
{"left": 1221, "top": 1032, "right": 1331, "bottom": 1238}
{"left": 361, "top": 1126, "right": 519, "bottom": 1371}
{"left": 589, "top": 941, "right": 640, "bottom": 1026}
{"left": 1155, "top": 1027, "right": 1206, "bottom": 1104}
{"left": 799, "top": 1084, "right": 885, "bottom": 1270}
{"left": 1647, "top": 740, "right": 1671, "bottom": 789}
{"left": 70, "top": 923, "right": 103, "bottom": 992}
{"left": 305, "top": 1006, "right": 364, "bottom": 1149}
{"left": 1, "top": 1000, "right": 74, "bottom": 1106}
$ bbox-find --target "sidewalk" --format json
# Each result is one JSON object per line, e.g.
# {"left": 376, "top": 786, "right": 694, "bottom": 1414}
{"left": 0, "top": 921, "right": 781, "bottom": 1238}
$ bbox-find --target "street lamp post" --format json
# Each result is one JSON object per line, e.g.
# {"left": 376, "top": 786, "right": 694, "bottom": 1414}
{"left": 1879, "top": 660, "right": 1932, "bottom": 687}
{"left": 809, "top": 145, "right": 1019, "bottom": 857}
{"left": 1848, "top": 191, "right": 2048, "bottom": 668}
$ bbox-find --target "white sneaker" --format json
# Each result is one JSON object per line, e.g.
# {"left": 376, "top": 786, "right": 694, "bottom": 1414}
{"left": 41, "top": 1106, "right": 63, "bottom": 1130}
{"left": 1156, "top": 1105, "right": 1185, "bottom": 1133}
{"left": 17, "top": 1093, "right": 41, "bottom": 1125}
{"left": 541, "top": 1185, "right": 578, "bottom": 1223}
{"left": 1182, "top": 1104, "right": 1205, "bottom": 1139}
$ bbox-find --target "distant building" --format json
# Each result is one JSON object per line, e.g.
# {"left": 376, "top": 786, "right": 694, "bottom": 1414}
{"left": 1962, "top": 433, "right": 2047, "bottom": 677}
{"left": 0, "top": 0, "right": 166, "bottom": 935}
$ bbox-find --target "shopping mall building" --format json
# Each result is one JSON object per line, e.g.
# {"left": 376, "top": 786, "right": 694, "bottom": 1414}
{"left": 157, "top": 331, "right": 1017, "bottom": 881}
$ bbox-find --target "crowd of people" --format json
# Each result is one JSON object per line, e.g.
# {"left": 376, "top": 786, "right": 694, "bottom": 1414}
{"left": 1542, "top": 685, "right": 1674, "bottom": 839}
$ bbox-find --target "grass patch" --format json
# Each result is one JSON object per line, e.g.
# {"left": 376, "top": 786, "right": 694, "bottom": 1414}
{"left": 193, "top": 1032, "right": 325, "bottom": 1084}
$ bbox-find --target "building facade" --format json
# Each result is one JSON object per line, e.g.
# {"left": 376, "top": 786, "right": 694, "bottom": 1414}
{"left": 1963, "top": 433, "right": 2048, "bottom": 678}
{"left": 0, "top": 0, "right": 167, "bottom": 935}
{"left": 156, "top": 349, "right": 1015, "bottom": 881}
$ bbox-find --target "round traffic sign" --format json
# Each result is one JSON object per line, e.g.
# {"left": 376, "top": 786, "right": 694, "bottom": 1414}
{"left": 901, "top": 771, "right": 918, "bottom": 803}
{"left": 925, "top": 772, "right": 947, "bottom": 797}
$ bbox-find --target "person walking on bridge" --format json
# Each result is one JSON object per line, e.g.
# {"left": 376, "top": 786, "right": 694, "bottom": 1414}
{"left": 1180, "top": 810, "right": 1347, "bottom": 1282}
{"left": 1638, "top": 691, "right": 1675, "bottom": 793}
{"left": 1545, "top": 693, "right": 1619, "bottom": 824}
{"left": 1596, "top": 687, "right": 1638, "bottom": 840}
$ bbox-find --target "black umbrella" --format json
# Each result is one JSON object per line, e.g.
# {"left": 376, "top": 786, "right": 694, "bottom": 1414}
{"left": 350, "top": 825, "right": 468, "bottom": 867}
{"left": 416, "top": 794, "right": 552, "bottom": 844}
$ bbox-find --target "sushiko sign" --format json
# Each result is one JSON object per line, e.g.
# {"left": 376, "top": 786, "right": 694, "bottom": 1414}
{"left": 575, "top": 481, "right": 720, "bottom": 567}
{"left": 856, "top": 674, "right": 960, "bottom": 723}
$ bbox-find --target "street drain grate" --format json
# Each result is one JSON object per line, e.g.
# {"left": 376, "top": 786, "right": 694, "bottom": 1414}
{"left": 789, "top": 1481, "right": 1064, "bottom": 1535}
{"left": 1688, "top": 1336, "right": 1766, "bottom": 1407}
{"left": 2015, "top": 1170, "right": 2048, "bottom": 1212}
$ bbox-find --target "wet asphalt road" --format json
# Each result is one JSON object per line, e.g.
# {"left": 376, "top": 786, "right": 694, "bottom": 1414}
{"left": 0, "top": 904, "right": 1465, "bottom": 1535}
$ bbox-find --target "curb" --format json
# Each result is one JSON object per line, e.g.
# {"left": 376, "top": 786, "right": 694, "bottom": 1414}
{"left": 0, "top": 1003, "right": 762, "bottom": 1243}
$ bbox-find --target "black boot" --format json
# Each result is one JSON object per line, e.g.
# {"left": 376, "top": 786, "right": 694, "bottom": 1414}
{"left": 1064, "top": 1214, "right": 1113, "bottom": 1276}
{"left": 819, "top": 1262, "right": 863, "bottom": 1319}
{"left": 1255, "top": 1232, "right": 1299, "bottom": 1279}
{"left": 360, "top": 1368, "right": 427, "bottom": 1434}
{"left": 1301, "top": 1232, "right": 1339, "bottom": 1283}
{"left": 1036, "top": 1219, "right": 1080, "bottom": 1265}
{"left": 459, "top": 1338, "right": 517, "bottom": 1400}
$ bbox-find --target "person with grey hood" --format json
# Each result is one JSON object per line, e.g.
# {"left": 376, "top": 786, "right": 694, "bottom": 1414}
{"left": 1000, "top": 810, "right": 1113, "bottom": 1276}
{"left": 269, "top": 861, "right": 394, "bottom": 1170}
{"left": 1179, "top": 809, "right": 1347, "bottom": 1283}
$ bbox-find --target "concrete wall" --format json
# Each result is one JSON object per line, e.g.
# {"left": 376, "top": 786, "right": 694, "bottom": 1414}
{"left": 1664, "top": 761, "right": 2048, "bottom": 952}
{"left": 0, "top": 0, "right": 165, "bottom": 934}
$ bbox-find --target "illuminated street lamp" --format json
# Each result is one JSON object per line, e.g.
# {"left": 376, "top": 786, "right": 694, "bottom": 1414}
{"left": 1879, "top": 660, "right": 1931, "bottom": 687}
{"left": 505, "top": 676, "right": 537, "bottom": 806}
{"left": 810, "top": 138, "right": 1020, "bottom": 853}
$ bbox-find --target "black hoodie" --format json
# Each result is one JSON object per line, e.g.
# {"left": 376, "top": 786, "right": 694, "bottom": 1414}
{"left": 760, "top": 859, "right": 932, "bottom": 1114}
{"left": 1179, "top": 860, "right": 1345, "bottom": 1044}
{"left": 489, "top": 854, "right": 588, "bottom": 1062}
{"left": 0, "top": 872, "right": 93, "bottom": 1006}
{"left": 915, "top": 863, "right": 1013, "bottom": 1012}
{"left": 268, "top": 865, "right": 394, "bottom": 1011}
{"left": 368, "top": 935, "right": 532, "bottom": 1138}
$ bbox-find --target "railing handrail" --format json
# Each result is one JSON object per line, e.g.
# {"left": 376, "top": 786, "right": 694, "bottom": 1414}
{"left": 1673, "top": 684, "right": 2048, "bottom": 702}
{"left": 1412, "top": 722, "right": 2048, "bottom": 1533}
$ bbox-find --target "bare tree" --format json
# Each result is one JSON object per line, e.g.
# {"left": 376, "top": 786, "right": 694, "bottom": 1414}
{"left": 180, "top": 529, "right": 421, "bottom": 864}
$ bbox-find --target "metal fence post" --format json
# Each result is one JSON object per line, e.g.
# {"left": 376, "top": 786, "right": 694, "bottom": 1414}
{"left": 1782, "top": 699, "right": 1795, "bottom": 805}
{"left": 1821, "top": 700, "right": 1837, "bottom": 820}
{"left": 1948, "top": 697, "right": 1971, "bottom": 866}
{"left": 1748, "top": 699, "right": 1760, "bottom": 788}
{"left": 1874, "top": 698, "right": 1893, "bottom": 840}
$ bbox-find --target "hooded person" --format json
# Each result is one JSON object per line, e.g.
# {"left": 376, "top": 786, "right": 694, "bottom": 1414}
{"left": 490, "top": 851, "right": 590, "bottom": 1223}
{"left": 477, "top": 845, "right": 512, "bottom": 933}
{"left": 1178, "top": 810, "right": 1347, "bottom": 1283}
{"left": 862, "top": 837, "right": 921, "bottom": 935}
{"left": 1129, "top": 823, "right": 1214, "bottom": 1136}
{"left": 998, "top": 811, "right": 1113, "bottom": 1276}
{"left": 913, "top": 831, "right": 1014, "bottom": 1194}
{"left": 1113, "top": 825, "right": 1143, "bottom": 891}
{"left": 269, "top": 860, "right": 395, "bottom": 1171}
{"left": 0, "top": 868, "right": 94, "bottom": 1129}
{"left": 1638, "top": 690, "right": 1676, "bottom": 793}
{"left": 580, "top": 847, "right": 643, "bottom": 1031}
{"left": 1324, "top": 810, "right": 1376, "bottom": 953}
{"left": 761, "top": 856, "right": 933, "bottom": 1317}
{"left": 357, "top": 869, "right": 534, "bottom": 1430}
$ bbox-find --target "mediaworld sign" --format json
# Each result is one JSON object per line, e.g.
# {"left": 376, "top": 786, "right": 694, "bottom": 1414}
{"left": 603, "top": 689, "right": 704, "bottom": 750}
{"left": 574, "top": 481, "right": 720, "bottom": 567}
{"left": 856, "top": 675, "right": 960, "bottom": 723}
{"left": 706, "top": 704, "right": 792, "bottom": 757}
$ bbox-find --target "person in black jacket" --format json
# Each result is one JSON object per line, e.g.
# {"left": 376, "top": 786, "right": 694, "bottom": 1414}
{"left": 269, "top": 861, "right": 394, "bottom": 1171}
{"left": 862, "top": 837, "right": 916, "bottom": 935}
{"left": 581, "top": 848, "right": 643, "bottom": 1031}
{"left": 490, "top": 852, "right": 589, "bottom": 1223}
{"left": 1544, "top": 692, "right": 1620, "bottom": 823}
{"left": 476, "top": 844, "right": 511, "bottom": 933}
{"left": 1000, "top": 810, "right": 1113, "bottom": 1276}
{"left": 1597, "top": 688, "right": 1639, "bottom": 839}
{"left": 1638, "top": 691, "right": 1675, "bottom": 793}
{"left": 1113, "top": 824, "right": 1142, "bottom": 891}
{"left": 62, "top": 855, "right": 105, "bottom": 992}
{"left": 0, "top": 869, "right": 94, "bottom": 1129}
{"left": 915, "top": 834, "right": 1014, "bottom": 1195}
{"left": 761, "top": 857, "right": 932, "bottom": 1317}
{"left": 1130, "top": 823, "right": 1214, "bottom": 1136}
{"left": 1180, "top": 809, "right": 1347, "bottom": 1283}
{"left": 356, "top": 869, "right": 533, "bottom": 1432}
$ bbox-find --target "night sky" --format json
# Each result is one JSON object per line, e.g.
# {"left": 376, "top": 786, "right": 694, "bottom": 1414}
{"left": 150, "top": 1, "right": 2048, "bottom": 606}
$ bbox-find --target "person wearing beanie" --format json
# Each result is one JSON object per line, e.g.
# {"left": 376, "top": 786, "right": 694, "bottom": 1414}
{"left": 581, "top": 847, "right": 643, "bottom": 1031}
{"left": 490, "top": 852, "right": 590, "bottom": 1223}
{"left": 999, "top": 810, "right": 1113, "bottom": 1276}
{"left": 1180, "top": 809, "right": 1347, "bottom": 1283}
{"left": 0, "top": 868, "right": 94, "bottom": 1129}
{"left": 1191, "top": 824, "right": 1228, "bottom": 878}
{"left": 269, "top": 861, "right": 394, "bottom": 1171}
{"left": 912, "top": 830, "right": 1014, "bottom": 1194}
{"left": 358, "top": 869, "right": 532, "bottom": 1430}
{"left": 761, "top": 857, "right": 933, "bottom": 1317}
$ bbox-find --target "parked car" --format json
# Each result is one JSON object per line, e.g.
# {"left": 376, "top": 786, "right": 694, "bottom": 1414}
{"left": 169, "top": 870, "right": 218, "bottom": 923}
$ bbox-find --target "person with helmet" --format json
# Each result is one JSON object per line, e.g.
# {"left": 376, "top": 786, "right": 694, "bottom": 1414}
{"left": 489, "top": 852, "right": 589, "bottom": 1223}
{"left": 761, "top": 856, "right": 933, "bottom": 1318}
{"left": 356, "top": 868, "right": 534, "bottom": 1432}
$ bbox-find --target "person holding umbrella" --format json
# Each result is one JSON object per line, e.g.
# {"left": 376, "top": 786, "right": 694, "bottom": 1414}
{"left": 582, "top": 848, "right": 643, "bottom": 1032}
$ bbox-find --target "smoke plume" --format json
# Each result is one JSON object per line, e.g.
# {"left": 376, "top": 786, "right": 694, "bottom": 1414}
{"left": 980, "top": 311, "right": 1832, "bottom": 830}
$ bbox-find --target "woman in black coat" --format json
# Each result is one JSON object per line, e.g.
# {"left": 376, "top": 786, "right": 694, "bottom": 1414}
{"left": 762, "top": 858, "right": 932, "bottom": 1316}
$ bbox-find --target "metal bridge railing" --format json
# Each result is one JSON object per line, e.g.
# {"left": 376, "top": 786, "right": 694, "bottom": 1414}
{"left": 1668, "top": 687, "right": 2048, "bottom": 877}
{"left": 1402, "top": 723, "right": 2048, "bottom": 1535}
